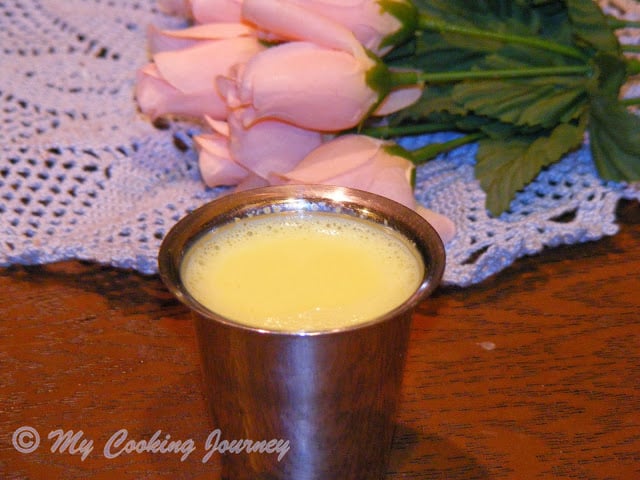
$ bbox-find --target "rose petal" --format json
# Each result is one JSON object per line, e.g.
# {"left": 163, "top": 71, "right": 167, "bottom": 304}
{"left": 233, "top": 173, "right": 271, "bottom": 192}
{"left": 234, "top": 42, "right": 377, "bottom": 131}
{"left": 242, "top": 0, "right": 366, "bottom": 59}
{"left": 272, "top": 0, "right": 405, "bottom": 55}
{"left": 365, "top": 156, "right": 416, "bottom": 208}
{"left": 148, "top": 22, "right": 256, "bottom": 54}
{"left": 281, "top": 135, "right": 380, "bottom": 182}
{"left": 154, "top": 37, "right": 263, "bottom": 94}
{"left": 203, "top": 115, "right": 230, "bottom": 137}
{"left": 227, "top": 111, "right": 323, "bottom": 179}
{"left": 195, "top": 133, "right": 249, "bottom": 186}
{"left": 191, "top": 0, "right": 243, "bottom": 23}
{"left": 373, "top": 84, "right": 423, "bottom": 116}
{"left": 280, "top": 134, "right": 457, "bottom": 243}
{"left": 415, "top": 206, "right": 457, "bottom": 244}
{"left": 135, "top": 64, "right": 227, "bottom": 119}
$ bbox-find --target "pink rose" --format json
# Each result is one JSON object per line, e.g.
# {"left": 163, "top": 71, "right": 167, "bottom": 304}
{"left": 281, "top": 134, "right": 415, "bottom": 205}
{"left": 191, "top": 0, "right": 243, "bottom": 23}
{"left": 195, "top": 126, "right": 250, "bottom": 187}
{"left": 158, "top": 0, "right": 243, "bottom": 23}
{"left": 217, "top": 41, "right": 384, "bottom": 131}
{"left": 241, "top": 0, "right": 368, "bottom": 57}
{"left": 225, "top": 108, "right": 323, "bottom": 180}
{"left": 373, "top": 80, "right": 423, "bottom": 116}
{"left": 242, "top": 0, "right": 417, "bottom": 56}
{"left": 146, "top": 23, "right": 255, "bottom": 53}
{"left": 135, "top": 25, "right": 265, "bottom": 120}
{"left": 194, "top": 112, "right": 323, "bottom": 187}
{"left": 215, "top": 3, "right": 422, "bottom": 130}
{"left": 280, "top": 135, "right": 456, "bottom": 243}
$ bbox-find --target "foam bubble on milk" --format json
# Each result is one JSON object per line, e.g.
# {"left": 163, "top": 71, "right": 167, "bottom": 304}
{"left": 181, "top": 211, "right": 424, "bottom": 332}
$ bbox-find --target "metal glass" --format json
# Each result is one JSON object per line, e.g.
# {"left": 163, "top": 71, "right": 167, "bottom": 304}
{"left": 158, "top": 185, "right": 445, "bottom": 480}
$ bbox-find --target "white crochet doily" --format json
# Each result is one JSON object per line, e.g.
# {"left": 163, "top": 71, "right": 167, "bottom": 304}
{"left": 1, "top": 0, "right": 638, "bottom": 287}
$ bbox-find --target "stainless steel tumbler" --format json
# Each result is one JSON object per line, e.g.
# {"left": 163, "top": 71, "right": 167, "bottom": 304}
{"left": 158, "top": 185, "right": 445, "bottom": 479}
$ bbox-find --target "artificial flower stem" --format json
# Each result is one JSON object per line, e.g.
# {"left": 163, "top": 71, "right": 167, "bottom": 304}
{"left": 388, "top": 65, "right": 591, "bottom": 87}
{"left": 410, "top": 133, "right": 485, "bottom": 165}
{"left": 627, "top": 58, "right": 640, "bottom": 75}
{"left": 417, "top": 14, "right": 588, "bottom": 61}
{"left": 361, "top": 122, "right": 456, "bottom": 138}
{"left": 619, "top": 96, "right": 640, "bottom": 107}
{"left": 606, "top": 15, "right": 640, "bottom": 30}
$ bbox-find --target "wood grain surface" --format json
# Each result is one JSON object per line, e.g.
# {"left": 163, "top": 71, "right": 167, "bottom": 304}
{"left": 1, "top": 200, "right": 639, "bottom": 479}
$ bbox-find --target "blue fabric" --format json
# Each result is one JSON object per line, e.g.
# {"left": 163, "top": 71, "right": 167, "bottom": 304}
{"left": 1, "top": 0, "right": 638, "bottom": 286}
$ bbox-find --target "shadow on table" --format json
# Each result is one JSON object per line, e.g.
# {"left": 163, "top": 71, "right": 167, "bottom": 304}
{"left": 388, "top": 424, "right": 490, "bottom": 479}
{"left": 2, "top": 260, "right": 185, "bottom": 314}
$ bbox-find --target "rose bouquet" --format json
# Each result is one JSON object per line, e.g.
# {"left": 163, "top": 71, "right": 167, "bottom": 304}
{"left": 135, "top": 0, "right": 640, "bottom": 244}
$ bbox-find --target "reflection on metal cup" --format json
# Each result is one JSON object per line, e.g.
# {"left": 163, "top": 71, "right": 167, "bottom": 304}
{"left": 159, "top": 185, "right": 445, "bottom": 479}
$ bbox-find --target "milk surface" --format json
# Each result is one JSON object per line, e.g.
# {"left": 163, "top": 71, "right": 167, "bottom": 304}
{"left": 181, "top": 211, "right": 424, "bottom": 332}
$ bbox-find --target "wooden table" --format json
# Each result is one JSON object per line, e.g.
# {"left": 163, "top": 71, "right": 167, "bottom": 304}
{"left": 1, "top": 200, "right": 639, "bottom": 479}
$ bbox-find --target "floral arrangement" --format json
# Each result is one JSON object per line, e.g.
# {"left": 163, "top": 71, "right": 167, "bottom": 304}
{"left": 135, "top": 0, "right": 640, "bottom": 244}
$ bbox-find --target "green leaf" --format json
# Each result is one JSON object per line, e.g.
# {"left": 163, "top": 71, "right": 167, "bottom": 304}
{"left": 381, "top": 0, "right": 634, "bottom": 217}
{"left": 387, "top": 84, "right": 466, "bottom": 124}
{"left": 481, "top": 42, "right": 578, "bottom": 69}
{"left": 390, "top": 0, "right": 573, "bottom": 71}
{"left": 453, "top": 76, "right": 588, "bottom": 128}
{"left": 590, "top": 51, "right": 628, "bottom": 96}
{"left": 588, "top": 95, "right": 640, "bottom": 182}
{"left": 413, "top": 0, "right": 550, "bottom": 35}
{"left": 387, "top": 30, "right": 495, "bottom": 72}
{"left": 476, "top": 121, "right": 586, "bottom": 215}
{"left": 378, "top": 0, "right": 419, "bottom": 50}
{"left": 476, "top": 119, "right": 543, "bottom": 139}
{"left": 566, "top": 0, "right": 620, "bottom": 55}
{"left": 525, "top": 0, "right": 573, "bottom": 45}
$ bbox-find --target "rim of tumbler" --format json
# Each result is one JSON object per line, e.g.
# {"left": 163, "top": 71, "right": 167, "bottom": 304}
{"left": 158, "top": 184, "right": 445, "bottom": 336}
